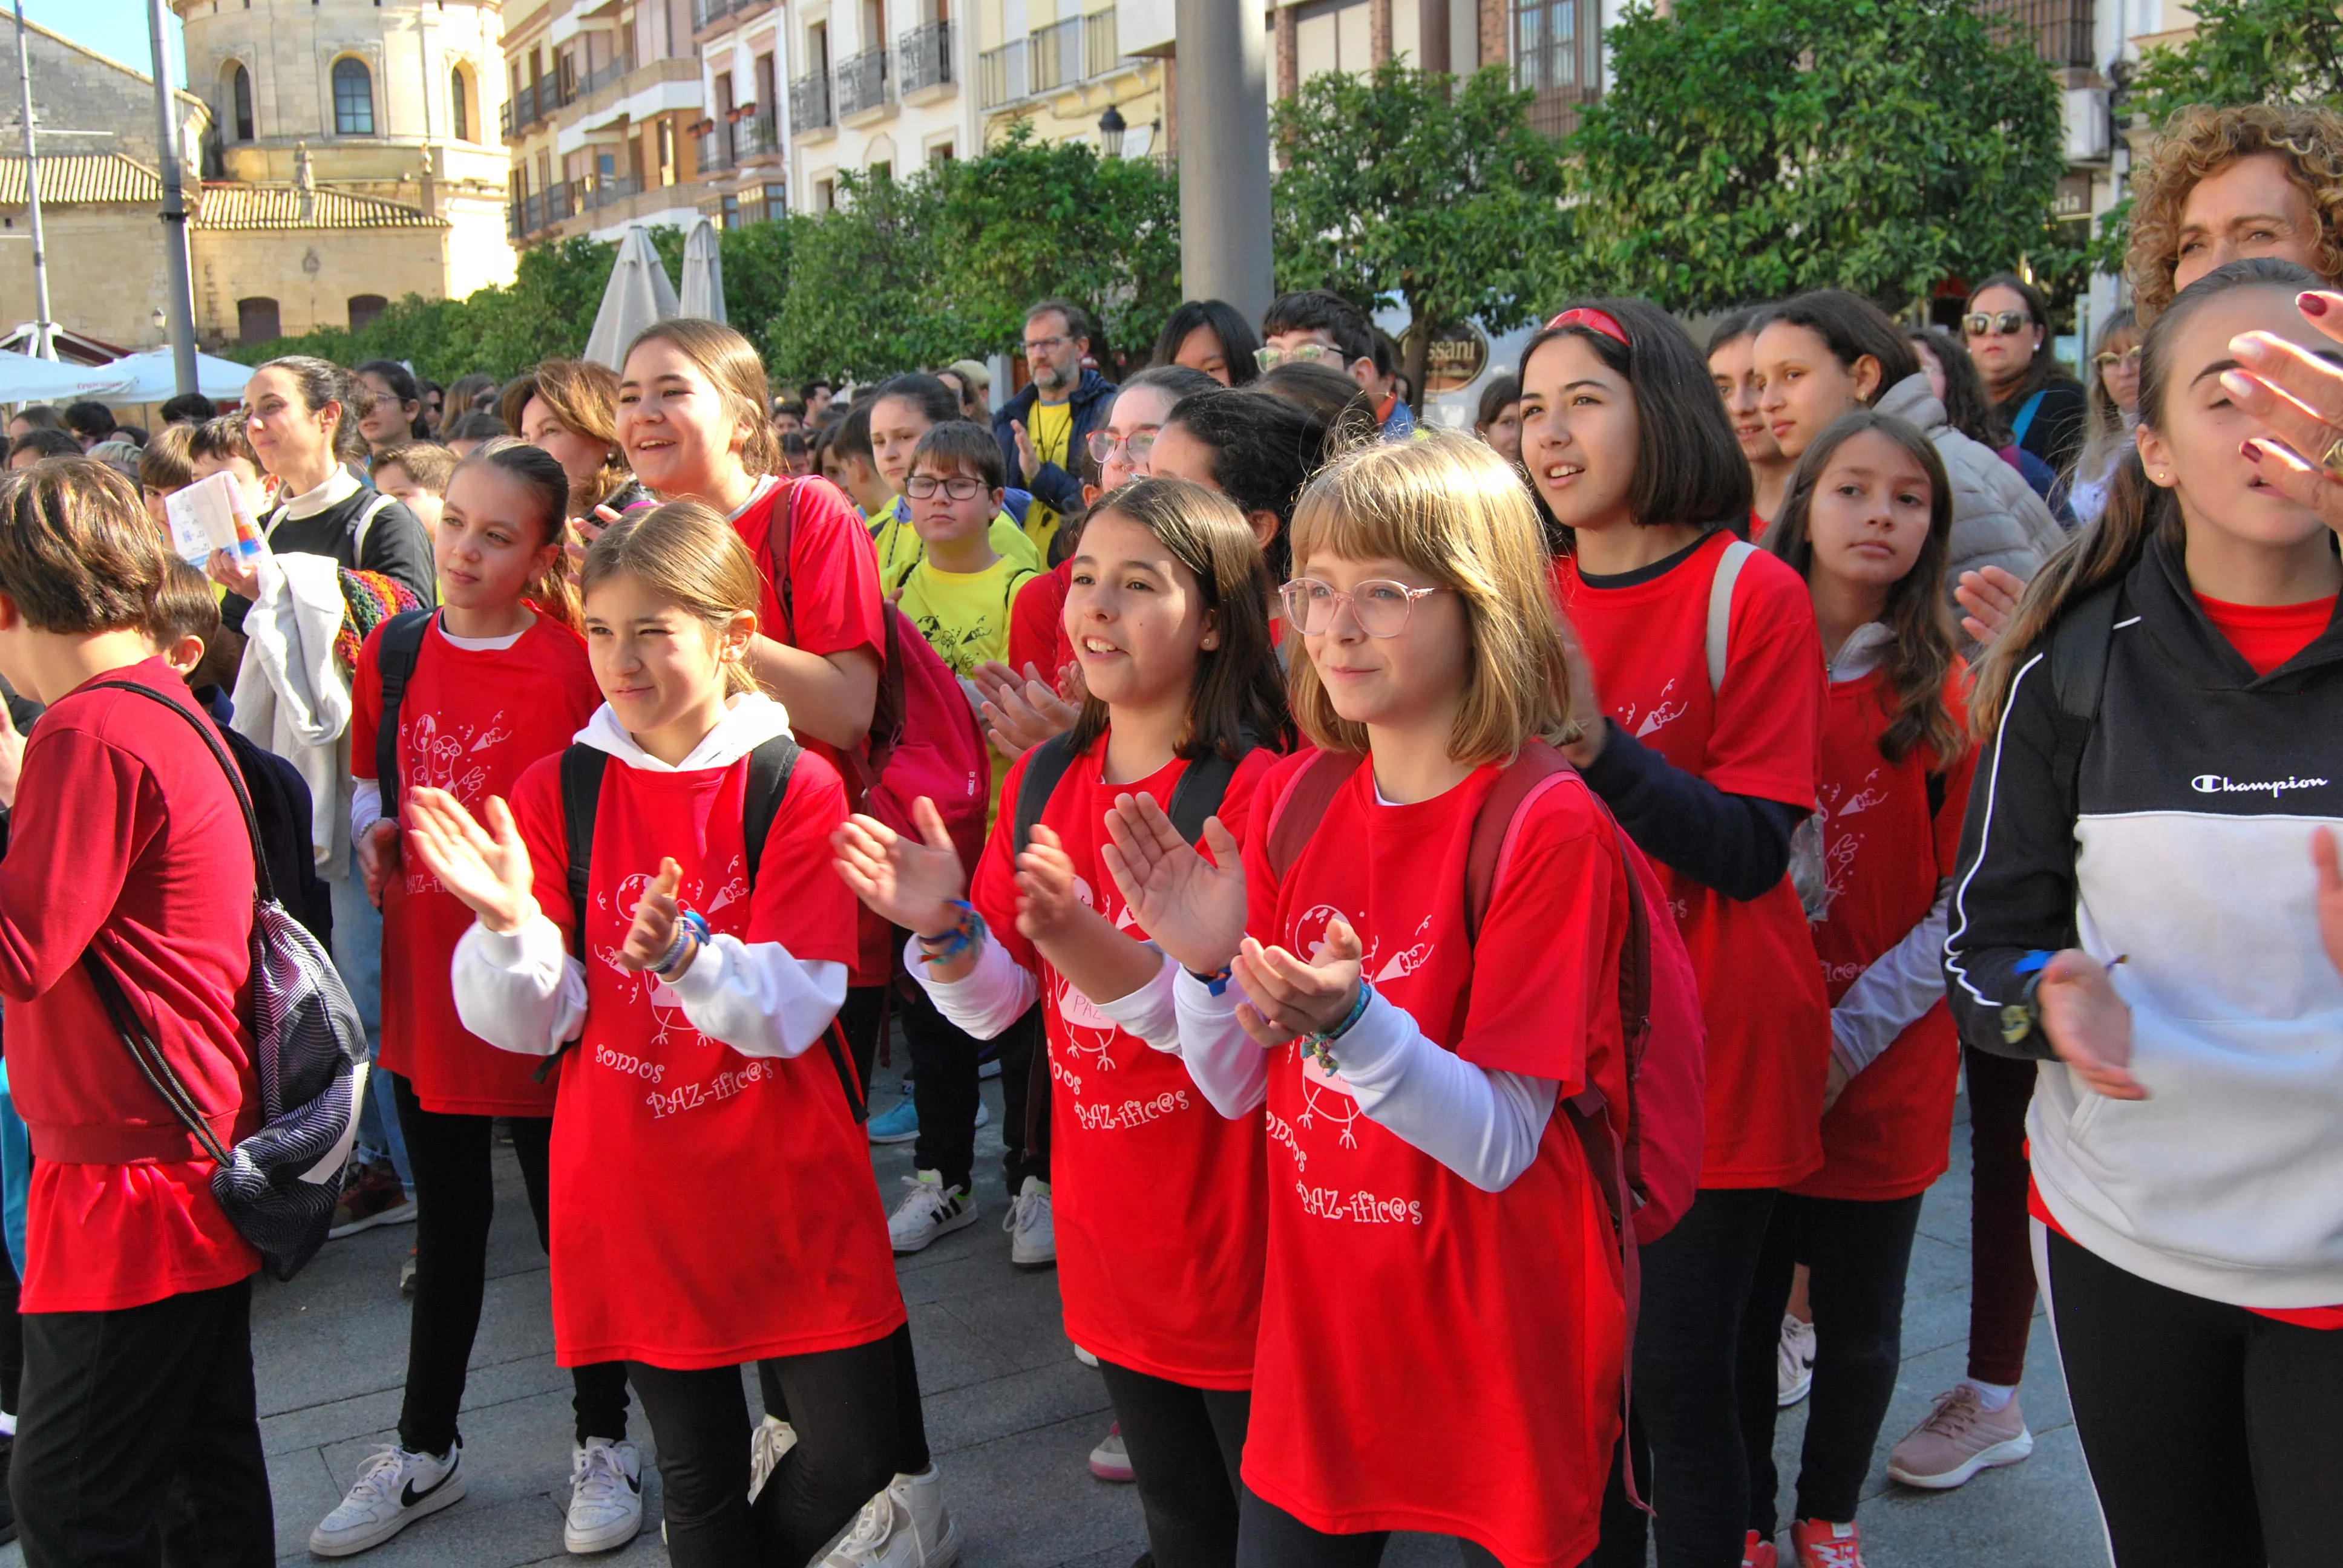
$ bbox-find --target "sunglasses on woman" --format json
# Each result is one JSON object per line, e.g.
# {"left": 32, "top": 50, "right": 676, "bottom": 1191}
{"left": 1964, "top": 310, "right": 2032, "bottom": 338}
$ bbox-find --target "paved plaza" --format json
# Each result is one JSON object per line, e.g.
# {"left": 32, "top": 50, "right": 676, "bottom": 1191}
{"left": 4, "top": 1062, "right": 2112, "bottom": 1567}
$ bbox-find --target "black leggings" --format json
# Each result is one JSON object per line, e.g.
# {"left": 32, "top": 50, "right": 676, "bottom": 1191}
{"left": 1589, "top": 1185, "right": 1777, "bottom": 1568}
{"left": 1743, "top": 1192, "right": 1923, "bottom": 1531}
{"left": 389, "top": 1074, "right": 629, "bottom": 1455}
{"left": 904, "top": 985, "right": 1046, "bottom": 1197}
{"left": 2045, "top": 1228, "right": 2343, "bottom": 1568}
{"left": 1234, "top": 1488, "right": 1502, "bottom": 1566}
{"left": 635, "top": 1322, "right": 928, "bottom": 1568}
{"left": 1098, "top": 1361, "right": 1249, "bottom": 1568}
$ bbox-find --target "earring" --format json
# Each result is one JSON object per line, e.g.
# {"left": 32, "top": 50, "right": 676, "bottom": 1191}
{"left": 1202, "top": 634, "right": 1217, "bottom": 649}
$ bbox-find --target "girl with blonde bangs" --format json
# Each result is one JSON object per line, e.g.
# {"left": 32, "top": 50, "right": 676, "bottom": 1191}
{"left": 1286, "top": 434, "right": 1574, "bottom": 765}
{"left": 1100, "top": 432, "right": 1638, "bottom": 1564}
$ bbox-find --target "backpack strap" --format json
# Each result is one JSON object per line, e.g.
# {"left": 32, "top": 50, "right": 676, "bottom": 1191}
{"left": 372, "top": 610, "right": 434, "bottom": 822}
{"left": 352, "top": 492, "right": 396, "bottom": 564}
{"left": 1460, "top": 742, "right": 1576, "bottom": 946}
{"left": 1705, "top": 537, "right": 1757, "bottom": 695}
{"left": 1163, "top": 742, "right": 1253, "bottom": 848}
{"left": 2045, "top": 581, "right": 2122, "bottom": 946}
{"left": 558, "top": 745, "right": 609, "bottom": 962}
{"left": 755, "top": 478, "right": 805, "bottom": 645}
{"left": 2010, "top": 387, "right": 2049, "bottom": 446}
{"left": 1264, "top": 751, "right": 1361, "bottom": 884}
{"left": 1012, "top": 732, "right": 1084, "bottom": 856}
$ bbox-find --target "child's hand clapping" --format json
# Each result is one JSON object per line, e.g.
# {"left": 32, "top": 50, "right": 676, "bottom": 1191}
{"left": 618, "top": 858, "right": 691, "bottom": 975}
{"left": 1013, "top": 824, "right": 1087, "bottom": 945}
{"left": 831, "top": 796, "right": 967, "bottom": 938}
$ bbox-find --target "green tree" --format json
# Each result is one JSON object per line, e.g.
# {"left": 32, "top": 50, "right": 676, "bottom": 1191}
{"left": 764, "top": 171, "right": 958, "bottom": 384}
{"left": 2130, "top": 0, "right": 2343, "bottom": 124}
{"left": 1563, "top": 0, "right": 2066, "bottom": 313}
{"left": 1270, "top": 62, "right": 1569, "bottom": 410}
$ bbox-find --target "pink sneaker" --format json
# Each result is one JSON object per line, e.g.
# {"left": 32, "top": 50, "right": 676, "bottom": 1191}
{"left": 1791, "top": 1518, "right": 1866, "bottom": 1568}
{"left": 1742, "top": 1530, "right": 1778, "bottom": 1568}
{"left": 1088, "top": 1422, "right": 1133, "bottom": 1482}
{"left": 1886, "top": 1385, "right": 2034, "bottom": 1489}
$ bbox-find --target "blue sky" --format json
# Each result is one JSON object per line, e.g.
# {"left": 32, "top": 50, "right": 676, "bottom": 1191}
{"left": 21, "top": 2, "right": 185, "bottom": 80}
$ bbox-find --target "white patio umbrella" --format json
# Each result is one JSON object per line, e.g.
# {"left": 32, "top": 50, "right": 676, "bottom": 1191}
{"left": 679, "top": 217, "right": 728, "bottom": 326}
{"left": 96, "top": 348, "right": 258, "bottom": 402}
{"left": 0, "top": 349, "right": 134, "bottom": 403}
{"left": 583, "top": 225, "right": 680, "bottom": 371}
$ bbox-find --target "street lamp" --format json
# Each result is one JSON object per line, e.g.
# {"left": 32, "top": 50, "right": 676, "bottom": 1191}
{"left": 1098, "top": 103, "right": 1126, "bottom": 159}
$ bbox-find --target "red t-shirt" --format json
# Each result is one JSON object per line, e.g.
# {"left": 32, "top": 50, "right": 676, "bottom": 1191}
{"left": 730, "top": 474, "right": 892, "bottom": 982}
{"left": 1236, "top": 751, "right": 1628, "bottom": 1566}
{"left": 976, "top": 738, "right": 1276, "bottom": 1389}
{"left": 2196, "top": 592, "right": 2338, "bottom": 676}
{"left": 1007, "top": 558, "right": 1075, "bottom": 682}
{"left": 1790, "top": 667, "right": 1975, "bottom": 1203}
{"left": 505, "top": 742, "right": 902, "bottom": 1369}
{"left": 0, "top": 661, "right": 260, "bottom": 1312}
{"left": 1552, "top": 532, "right": 1832, "bottom": 1187}
{"left": 352, "top": 613, "right": 601, "bottom": 1116}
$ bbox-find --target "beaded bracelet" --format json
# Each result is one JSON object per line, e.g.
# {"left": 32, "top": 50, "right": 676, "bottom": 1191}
{"left": 916, "top": 901, "right": 983, "bottom": 965}
{"left": 1299, "top": 981, "right": 1374, "bottom": 1076}
{"left": 654, "top": 909, "right": 711, "bottom": 977}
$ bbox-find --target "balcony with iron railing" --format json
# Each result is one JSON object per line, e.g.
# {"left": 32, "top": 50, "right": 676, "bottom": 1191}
{"left": 900, "top": 19, "right": 953, "bottom": 100}
{"left": 691, "top": 0, "right": 764, "bottom": 31}
{"left": 979, "top": 10, "right": 1130, "bottom": 109}
{"left": 1981, "top": 0, "right": 2095, "bottom": 68}
{"left": 789, "top": 71, "right": 835, "bottom": 137}
{"left": 695, "top": 123, "right": 738, "bottom": 174}
{"left": 733, "top": 109, "right": 781, "bottom": 160}
{"left": 503, "top": 74, "right": 569, "bottom": 138}
{"left": 575, "top": 54, "right": 631, "bottom": 99}
{"left": 836, "top": 45, "right": 894, "bottom": 122}
{"left": 578, "top": 172, "right": 643, "bottom": 211}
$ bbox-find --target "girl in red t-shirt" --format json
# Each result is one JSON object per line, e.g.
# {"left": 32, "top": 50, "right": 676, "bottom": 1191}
{"left": 405, "top": 502, "right": 948, "bottom": 1568}
{"left": 1746, "top": 412, "right": 1976, "bottom": 1568}
{"left": 1100, "top": 435, "right": 1634, "bottom": 1567}
{"left": 1525, "top": 299, "right": 1830, "bottom": 1568}
{"left": 837, "top": 474, "right": 1288, "bottom": 1566}
{"left": 314, "top": 442, "right": 626, "bottom": 1557}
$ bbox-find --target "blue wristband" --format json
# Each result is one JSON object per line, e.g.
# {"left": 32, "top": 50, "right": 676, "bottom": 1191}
{"left": 1300, "top": 981, "right": 1373, "bottom": 1076}
{"left": 916, "top": 901, "right": 983, "bottom": 964}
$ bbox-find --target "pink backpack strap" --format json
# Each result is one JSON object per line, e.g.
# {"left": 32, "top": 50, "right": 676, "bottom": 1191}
{"left": 1263, "top": 751, "right": 1360, "bottom": 886}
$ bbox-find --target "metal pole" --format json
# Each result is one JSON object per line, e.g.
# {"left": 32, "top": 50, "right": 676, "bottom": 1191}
{"left": 11, "top": 0, "right": 51, "bottom": 359}
{"left": 1175, "top": 0, "right": 1273, "bottom": 325}
{"left": 148, "top": 0, "right": 197, "bottom": 396}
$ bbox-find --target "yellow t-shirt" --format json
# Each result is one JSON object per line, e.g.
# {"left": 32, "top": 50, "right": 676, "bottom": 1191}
{"left": 899, "top": 554, "right": 1043, "bottom": 827}
{"left": 868, "top": 500, "right": 1043, "bottom": 595}
{"left": 1024, "top": 399, "right": 1075, "bottom": 557}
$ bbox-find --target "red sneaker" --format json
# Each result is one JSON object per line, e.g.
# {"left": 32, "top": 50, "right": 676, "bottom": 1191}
{"left": 1742, "top": 1530, "right": 1779, "bottom": 1568}
{"left": 1790, "top": 1518, "right": 1867, "bottom": 1568}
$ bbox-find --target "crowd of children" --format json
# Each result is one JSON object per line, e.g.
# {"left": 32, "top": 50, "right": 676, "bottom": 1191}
{"left": 2, "top": 98, "right": 2342, "bottom": 1568}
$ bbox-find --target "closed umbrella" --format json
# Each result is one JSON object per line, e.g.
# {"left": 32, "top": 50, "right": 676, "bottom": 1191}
{"left": 95, "top": 348, "right": 257, "bottom": 402}
{"left": 679, "top": 217, "right": 728, "bottom": 326}
{"left": 583, "top": 226, "right": 680, "bottom": 371}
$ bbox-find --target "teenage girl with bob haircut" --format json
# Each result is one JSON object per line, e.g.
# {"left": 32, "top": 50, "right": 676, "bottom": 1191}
{"left": 1101, "top": 433, "right": 1634, "bottom": 1567}
{"left": 838, "top": 475, "right": 1287, "bottom": 1567}
{"left": 1948, "top": 256, "right": 2343, "bottom": 1568}
{"left": 406, "top": 501, "right": 949, "bottom": 1568}
{"left": 1522, "top": 298, "right": 1829, "bottom": 1568}
{"left": 500, "top": 358, "right": 650, "bottom": 521}
{"left": 314, "top": 439, "right": 630, "bottom": 1557}
{"left": 1153, "top": 299, "right": 1263, "bottom": 387}
{"left": 1748, "top": 410, "right": 1973, "bottom": 1567}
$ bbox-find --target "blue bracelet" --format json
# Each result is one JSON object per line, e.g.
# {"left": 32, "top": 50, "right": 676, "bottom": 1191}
{"left": 654, "top": 909, "right": 711, "bottom": 976}
{"left": 1299, "top": 981, "right": 1374, "bottom": 1076}
{"left": 916, "top": 901, "right": 983, "bottom": 965}
{"left": 1188, "top": 964, "right": 1234, "bottom": 996}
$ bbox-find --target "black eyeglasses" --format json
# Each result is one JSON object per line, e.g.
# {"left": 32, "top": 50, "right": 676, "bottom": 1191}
{"left": 905, "top": 474, "right": 986, "bottom": 500}
{"left": 1964, "top": 310, "right": 2031, "bottom": 337}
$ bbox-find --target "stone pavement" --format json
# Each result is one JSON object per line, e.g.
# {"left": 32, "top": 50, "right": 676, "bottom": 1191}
{"left": 0, "top": 1065, "right": 2111, "bottom": 1568}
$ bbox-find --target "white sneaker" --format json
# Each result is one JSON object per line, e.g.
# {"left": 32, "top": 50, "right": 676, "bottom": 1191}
{"left": 1778, "top": 1313, "right": 1817, "bottom": 1408}
{"left": 564, "top": 1437, "right": 643, "bottom": 1553}
{"left": 309, "top": 1443, "right": 466, "bottom": 1556}
{"left": 1002, "top": 1176, "right": 1055, "bottom": 1269}
{"left": 888, "top": 1170, "right": 978, "bottom": 1254}
{"left": 820, "top": 1466, "right": 962, "bottom": 1567}
{"left": 749, "top": 1413, "right": 799, "bottom": 1503}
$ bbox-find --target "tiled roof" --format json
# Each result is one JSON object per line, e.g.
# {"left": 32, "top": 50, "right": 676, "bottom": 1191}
{"left": 194, "top": 181, "right": 448, "bottom": 231}
{"left": 0, "top": 152, "right": 157, "bottom": 204}
{"left": 0, "top": 154, "right": 448, "bottom": 230}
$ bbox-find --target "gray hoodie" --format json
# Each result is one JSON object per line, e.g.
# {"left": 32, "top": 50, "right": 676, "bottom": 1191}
{"left": 1873, "top": 373, "right": 2065, "bottom": 611}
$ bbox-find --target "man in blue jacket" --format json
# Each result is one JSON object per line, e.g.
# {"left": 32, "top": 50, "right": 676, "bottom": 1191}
{"left": 993, "top": 298, "right": 1118, "bottom": 555}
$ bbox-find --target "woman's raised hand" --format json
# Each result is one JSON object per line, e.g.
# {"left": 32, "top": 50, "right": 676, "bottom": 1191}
{"left": 831, "top": 795, "right": 966, "bottom": 937}
{"left": 1230, "top": 919, "right": 1363, "bottom": 1050}
{"left": 404, "top": 787, "right": 537, "bottom": 935}
{"left": 2037, "top": 949, "right": 2146, "bottom": 1100}
{"left": 1098, "top": 792, "right": 1247, "bottom": 976}
{"left": 2226, "top": 291, "right": 2343, "bottom": 535}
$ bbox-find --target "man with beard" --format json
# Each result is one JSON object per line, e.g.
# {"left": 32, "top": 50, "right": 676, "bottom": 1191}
{"left": 993, "top": 298, "right": 1118, "bottom": 558}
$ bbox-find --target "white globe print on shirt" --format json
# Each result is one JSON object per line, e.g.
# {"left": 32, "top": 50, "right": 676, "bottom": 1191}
{"left": 596, "top": 859, "right": 749, "bottom": 1050}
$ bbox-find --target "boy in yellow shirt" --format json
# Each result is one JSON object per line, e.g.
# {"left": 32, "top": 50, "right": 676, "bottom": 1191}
{"left": 896, "top": 420, "right": 1040, "bottom": 828}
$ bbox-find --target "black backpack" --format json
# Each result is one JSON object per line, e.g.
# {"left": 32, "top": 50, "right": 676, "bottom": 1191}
{"left": 549, "top": 736, "right": 869, "bottom": 1122}
{"left": 372, "top": 609, "right": 435, "bottom": 822}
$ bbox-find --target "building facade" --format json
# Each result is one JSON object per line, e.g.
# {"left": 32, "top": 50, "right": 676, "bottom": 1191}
{"left": 972, "top": 0, "right": 1167, "bottom": 164}
{"left": 782, "top": 0, "right": 983, "bottom": 212}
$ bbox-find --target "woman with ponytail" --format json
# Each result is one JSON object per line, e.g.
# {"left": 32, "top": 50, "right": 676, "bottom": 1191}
{"left": 1947, "top": 258, "right": 2343, "bottom": 1568}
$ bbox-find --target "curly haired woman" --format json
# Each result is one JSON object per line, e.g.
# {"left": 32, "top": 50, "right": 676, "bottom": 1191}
{"left": 2126, "top": 103, "right": 2343, "bottom": 322}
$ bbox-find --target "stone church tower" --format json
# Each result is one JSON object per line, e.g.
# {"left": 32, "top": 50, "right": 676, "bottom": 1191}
{"left": 173, "top": 0, "right": 516, "bottom": 338}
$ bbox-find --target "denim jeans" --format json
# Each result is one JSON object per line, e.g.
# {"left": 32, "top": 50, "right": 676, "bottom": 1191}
{"left": 332, "top": 846, "right": 411, "bottom": 1197}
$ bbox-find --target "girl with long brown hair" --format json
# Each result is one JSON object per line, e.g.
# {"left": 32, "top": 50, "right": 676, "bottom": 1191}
{"left": 1748, "top": 410, "right": 1974, "bottom": 1566}
{"left": 501, "top": 358, "right": 650, "bottom": 521}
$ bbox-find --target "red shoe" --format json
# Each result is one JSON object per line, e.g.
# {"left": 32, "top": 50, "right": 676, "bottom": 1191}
{"left": 1790, "top": 1518, "right": 1867, "bottom": 1568}
{"left": 1742, "top": 1530, "right": 1779, "bottom": 1568}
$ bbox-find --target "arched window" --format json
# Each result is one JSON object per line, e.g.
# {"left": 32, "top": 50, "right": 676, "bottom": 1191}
{"left": 237, "top": 296, "right": 281, "bottom": 345}
{"left": 449, "top": 66, "right": 469, "bottom": 140}
{"left": 230, "top": 62, "right": 254, "bottom": 141}
{"left": 347, "top": 294, "right": 388, "bottom": 331}
{"left": 332, "top": 57, "right": 375, "bottom": 136}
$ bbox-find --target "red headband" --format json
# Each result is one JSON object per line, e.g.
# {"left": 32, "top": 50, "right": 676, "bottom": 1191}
{"left": 1545, "top": 307, "right": 1630, "bottom": 346}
